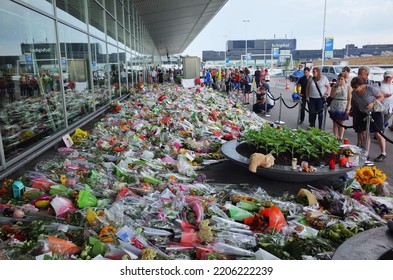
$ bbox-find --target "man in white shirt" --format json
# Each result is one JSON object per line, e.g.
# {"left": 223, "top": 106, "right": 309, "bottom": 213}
{"left": 253, "top": 85, "right": 274, "bottom": 113}
{"left": 151, "top": 68, "right": 157, "bottom": 83}
{"left": 380, "top": 70, "right": 393, "bottom": 130}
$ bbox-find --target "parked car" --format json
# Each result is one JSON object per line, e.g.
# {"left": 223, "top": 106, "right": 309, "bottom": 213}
{"left": 321, "top": 65, "right": 343, "bottom": 84}
{"left": 321, "top": 65, "right": 358, "bottom": 85}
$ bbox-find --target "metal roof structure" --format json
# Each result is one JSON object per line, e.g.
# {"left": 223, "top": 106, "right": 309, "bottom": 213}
{"left": 131, "top": 0, "right": 228, "bottom": 56}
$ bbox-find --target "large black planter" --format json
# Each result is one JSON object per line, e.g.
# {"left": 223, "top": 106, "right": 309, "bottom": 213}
{"left": 332, "top": 226, "right": 393, "bottom": 260}
{"left": 221, "top": 140, "right": 361, "bottom": 183}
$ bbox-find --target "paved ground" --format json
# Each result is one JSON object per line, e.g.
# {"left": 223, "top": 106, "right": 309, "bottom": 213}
{"left": 203, "top": 76, "right": 393, "bottom": 195}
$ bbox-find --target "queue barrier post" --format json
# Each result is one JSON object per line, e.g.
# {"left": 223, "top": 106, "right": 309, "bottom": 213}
{"left": 365, "top": 111, "right": 372, "bottom": 155}
{"left": 322, "top": 101, "right": 329, "bottom": 131}
{"left": 296, "top": 99, "right": 302, "bottom": 129}
{"left": 264, "top": 92, "right": 271, "bottom": 118}
{"left": 274, "top": 93, "right": 285, "bottom": 125}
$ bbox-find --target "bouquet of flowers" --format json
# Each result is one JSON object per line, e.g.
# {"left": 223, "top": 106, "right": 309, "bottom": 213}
{"left": 354, "top": 165, "right": 387, "bottom": 194}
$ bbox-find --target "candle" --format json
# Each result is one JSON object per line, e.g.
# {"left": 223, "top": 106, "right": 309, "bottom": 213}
{"left": 339, "top": 155, "right": 346, "bottom": 167}
{"left": 329, "top": 159, "right": 336, "bottom": 169}
{"left": 291, "top": 158, "right": 297, "bottom": 170}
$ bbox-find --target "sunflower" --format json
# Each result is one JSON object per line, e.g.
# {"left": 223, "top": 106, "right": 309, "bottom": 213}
{"left": 354, "top": 166, "right": 387, "bottom": 192}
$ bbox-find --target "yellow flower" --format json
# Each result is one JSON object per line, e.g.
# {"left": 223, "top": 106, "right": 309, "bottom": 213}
{"left": 60, "top": 175, "right": 67, "bottom": 185}
{"left": 362, "top": 169, "right": 373, "bottom": 178}
{"left": 355, "top": 166, "right": 387, "bottom": 189}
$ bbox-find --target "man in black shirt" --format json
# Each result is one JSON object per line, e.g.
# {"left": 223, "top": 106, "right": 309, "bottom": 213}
{"left": 254, "top": 66, "right": 261, "bottom": 88}
{"left": 296, "top": 67, "right": 311, "bottom": 124}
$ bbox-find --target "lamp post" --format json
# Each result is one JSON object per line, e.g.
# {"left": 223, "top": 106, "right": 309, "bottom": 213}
{"left": 223, "top": 34, "right": 229, "bottom": 67}
{"left": 243, "top": 19, "right": 250, "bottom": 67}
{"left": 321, "top": 0, "right": 327, "bottom": 66}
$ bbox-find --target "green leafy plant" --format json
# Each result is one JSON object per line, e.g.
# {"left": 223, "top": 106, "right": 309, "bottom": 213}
{"left": 241, "top": 124, "right": 339, "bottom": 165}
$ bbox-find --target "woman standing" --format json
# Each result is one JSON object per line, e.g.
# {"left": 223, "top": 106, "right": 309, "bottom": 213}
{"left": 350, "top": 77, "right": 386, "bottom": 162}
{"left": 329, "top": 73, "right": 352, "bottom": 141}
{"left": 342, "top": 66, "right": 352, "bottom": 84}
{"left": 306, "top": 67, "right": 330, "bottom": 129}
{"left": 243, "top": 68, "right": 252, "bottom": 104}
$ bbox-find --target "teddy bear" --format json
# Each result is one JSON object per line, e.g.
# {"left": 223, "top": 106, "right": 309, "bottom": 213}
{"left": 248, "top": 153, "right": 275, "bottom": 173}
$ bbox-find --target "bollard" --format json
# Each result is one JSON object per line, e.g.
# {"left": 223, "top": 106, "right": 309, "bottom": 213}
{"left": 365, "top": 111, "right": 372, "bottom": 155}
{"left": 264, "top": 94, "right": 270, "bottom": 117}
{"left": 297, "top": 99, "right": 302, "bottom": 129}
{"left": 274, "top": 93, "right": 285, "bottom": 125}
{"left": 322, "top": 102, "right": 329, "bottom": 131}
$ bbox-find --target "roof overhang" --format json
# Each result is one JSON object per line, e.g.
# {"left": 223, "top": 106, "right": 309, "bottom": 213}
{"left": 131, "top": 0, "right": 228, "bottom": 56}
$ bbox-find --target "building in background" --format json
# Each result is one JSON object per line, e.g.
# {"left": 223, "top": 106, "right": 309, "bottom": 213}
{"left": 203, "top": 38, "right": 393, "bottom": 68}
{"left": 203, "top": 39, "right": 296, "bottom": 68}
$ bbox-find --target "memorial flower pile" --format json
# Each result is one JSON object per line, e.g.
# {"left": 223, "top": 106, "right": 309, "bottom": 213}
{"left": 0, "top": 84, "right": 392, "bottom": 260}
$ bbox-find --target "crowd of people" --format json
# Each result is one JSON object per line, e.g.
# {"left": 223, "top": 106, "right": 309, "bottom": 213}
{"left": 294, "top": 65, "right": 393, "bottom": 162}
{"left": 198, "top": 64, "right": 393, "bottom": 163}
{"left": 149, "top": 67, "right": 181, "bottom": 84}
{"left": 199, "top": 67, "right": 273, "bottom": 112}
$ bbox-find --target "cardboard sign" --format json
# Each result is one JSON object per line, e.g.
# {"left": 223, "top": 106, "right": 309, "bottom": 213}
{"left": 62, "top": 134, "right": 74, "bottom": 148}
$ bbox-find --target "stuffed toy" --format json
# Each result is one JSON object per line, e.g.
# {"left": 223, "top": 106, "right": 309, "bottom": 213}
{"left": 248, "top": 153, "right": 275, "bottom": 173}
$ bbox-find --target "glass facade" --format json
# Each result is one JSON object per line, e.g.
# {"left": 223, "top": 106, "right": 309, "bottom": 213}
{"left": 0, "top": 0, "right": 160, "bottom": 174}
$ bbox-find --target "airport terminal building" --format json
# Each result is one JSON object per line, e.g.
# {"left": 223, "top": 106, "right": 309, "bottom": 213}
{"left": 203, "top": 38, "right": 393, "bottom": 67}
{"left": 0, "top": 0, "right": 227, "bottom": 177}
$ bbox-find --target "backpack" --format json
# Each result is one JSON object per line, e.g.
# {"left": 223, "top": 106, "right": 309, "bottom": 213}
{"left": 292, "top": 92, "right": 301, "bottom": 101}
{"left": 242, "top": 74, "right": 250, "bottom": 85}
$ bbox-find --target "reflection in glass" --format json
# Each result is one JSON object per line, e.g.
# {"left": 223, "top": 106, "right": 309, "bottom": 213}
{"left": 106, "top": 13, "right": 117, "bottom": 46}
{"left": 116, "top": 0, "right": 124, "bottom": 26}
{"left": 0, "top": 1, "right": 65, "bottom": 160}
{"left": 108, "top": 44, "right": 120, "bottom": 98}
{"left": 124, "top": 49, "right": 132, "bottom": 89}
{"left": 118, "top": 23, "right": 126, "bottom": 47}
{"left": 56, "top": 0, "right": 87, "bottom": 30}
{"left": 90, "top": 37, "right": 110, "bottom": 109}
{"left": 20, "top": 0, "right": 54, "bottom": 15}
{"left": 105, "top": 0, "right": 115, "bottom": 17}
{"left": 58, "top": 23, "right": 92, "bottom": 125}
{"left": 88, "top": 0, "right": 106, "bottom": 40}
{"left": 0, "top": 0, "right": 159, "bottom": 168}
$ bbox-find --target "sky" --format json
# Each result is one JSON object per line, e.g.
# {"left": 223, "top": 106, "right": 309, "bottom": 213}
{"left": 181, "top": 0, "right": 393, "bottom": 57}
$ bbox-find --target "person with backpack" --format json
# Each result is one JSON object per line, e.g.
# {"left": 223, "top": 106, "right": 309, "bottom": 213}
{"left": 306, "top": 67, "right": 330, "bottom": 129}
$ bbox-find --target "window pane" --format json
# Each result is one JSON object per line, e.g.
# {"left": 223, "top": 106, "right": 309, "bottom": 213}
{"left": 56, "top": 0, "right": 87, "bottom": 30}
{"left": 20, "top": 0, "right": 54, "bottom": 15}
{"left": 116, "top": 0, "right": 124, "bottom": 26}
{"left": 106, "top": 13, "right": 117, "bottom": 45}
{"left": 58, "top": 23, "right": 92, "bottom": 125}
{"left": 0, "top": 1, "right": 65, "bottom": 161}
{"left": 88, "top": 0, "right": 105, "bottom": 40}
{"left": 118, "top": 23, "right": 125, "bottom": 47}
{"left": 90, "top": 37, "right": 110, "bottom": 109}
{"left": 105, "top": 0, "right": 115, "bottom": 16}
{"left": 108, "top": 44, "right": 120, "bottom": 98}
